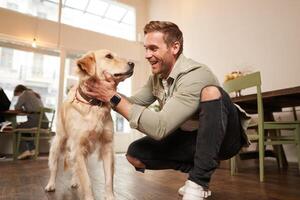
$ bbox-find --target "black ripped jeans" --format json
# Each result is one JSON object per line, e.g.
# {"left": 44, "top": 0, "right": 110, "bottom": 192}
{"left": 126, "top": 86, "right": 246, "bottom": 188}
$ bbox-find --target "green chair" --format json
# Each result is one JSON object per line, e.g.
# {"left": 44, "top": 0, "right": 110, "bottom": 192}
{"left": 223, "top": 71, "right": 300, "bottom": 182}
{"left": 15, "top": 107, "right": 55, "bottom": 160}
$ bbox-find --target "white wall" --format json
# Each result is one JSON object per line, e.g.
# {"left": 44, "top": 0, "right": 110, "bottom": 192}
{"left": 148, "top": 0, "right": 300, "bottom": 162}
{"left": 148, "top": 0, "right": 300, "bottom": 92}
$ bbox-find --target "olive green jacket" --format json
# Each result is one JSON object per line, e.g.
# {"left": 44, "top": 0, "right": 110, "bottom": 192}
{"left": 128, "top": 54, "right": 250, "bottom": 144}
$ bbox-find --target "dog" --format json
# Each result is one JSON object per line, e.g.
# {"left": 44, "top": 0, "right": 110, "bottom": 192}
{"left": 45, "top": 49, "right": 134, "bottom": 200}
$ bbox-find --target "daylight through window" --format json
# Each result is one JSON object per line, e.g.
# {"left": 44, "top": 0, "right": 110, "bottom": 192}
{"left": 0, "top": 0, "right": 136, "bottom": 41}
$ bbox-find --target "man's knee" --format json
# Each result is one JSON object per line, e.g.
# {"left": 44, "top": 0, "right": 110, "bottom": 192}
{"left": 126, "top": 154, "right": 145, "bottom": 168}
{"left": 126, "top": 142, "right": 146, "bottom": 168}
{"left": 200, "top": 86, "right": 221, "bottom": 102}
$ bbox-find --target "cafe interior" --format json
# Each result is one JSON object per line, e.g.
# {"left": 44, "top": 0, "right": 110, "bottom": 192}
{"left": 0, "top": 0, "right": 299, "bottom": 199}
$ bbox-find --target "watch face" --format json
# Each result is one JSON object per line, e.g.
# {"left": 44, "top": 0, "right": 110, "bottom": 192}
{"left": 110, "top": 94, "right": 121, "bottom": 106}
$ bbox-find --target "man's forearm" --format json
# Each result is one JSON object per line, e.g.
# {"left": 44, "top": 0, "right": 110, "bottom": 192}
{"left": 113, "top": 95, "right": 132, "bottom": 120}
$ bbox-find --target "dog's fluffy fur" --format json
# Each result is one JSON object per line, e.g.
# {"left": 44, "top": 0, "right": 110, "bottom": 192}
{"left": 45, "top": 49, "right": 134, "bottom": 200}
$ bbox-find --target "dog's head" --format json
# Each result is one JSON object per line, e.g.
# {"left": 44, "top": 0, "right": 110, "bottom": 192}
{"left": 76, "top": 49, "right": 134, "bottom": 83}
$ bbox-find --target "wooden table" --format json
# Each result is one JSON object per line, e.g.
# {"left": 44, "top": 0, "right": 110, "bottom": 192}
{"left": 231, "top": 86, "right": 300, "bottom": 165}
{"left": 0, "top": 110, "right": 27, "bottom": 160}
{"left": 231, "top": 86, "right": 300, "bottom": 115}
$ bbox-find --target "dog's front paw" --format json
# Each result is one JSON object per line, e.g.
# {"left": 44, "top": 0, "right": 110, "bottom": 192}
{"left": 70, "top": 182, "right": 79, "bottom": 189}
{"left": 45, "top": 183, "right": 56, "bottom": 192}
{"left": 105, "top": 193, "right": 115, "bottom": 200}
{"left": 70, "top": 177, "right": 79, "bottom": 189}
{"left": 84, "top": 195, "right": 95, "bottom": 200}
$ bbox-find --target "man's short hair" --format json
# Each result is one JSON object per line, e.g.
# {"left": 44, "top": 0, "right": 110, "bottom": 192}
{"left": 144, "top": 21, "right": 183, "bottom": 57}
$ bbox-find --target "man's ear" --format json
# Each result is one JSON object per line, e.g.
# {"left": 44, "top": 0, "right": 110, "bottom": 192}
{"left": 171, "top": 41, "right": 180, "bottom": 56}
{"left": 76, "top": 52, "right": 96, "bottom": 75}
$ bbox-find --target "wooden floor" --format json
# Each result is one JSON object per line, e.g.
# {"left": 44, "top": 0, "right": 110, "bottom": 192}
{"left": 0, "top": 154, "right": 299, "bottom": 200}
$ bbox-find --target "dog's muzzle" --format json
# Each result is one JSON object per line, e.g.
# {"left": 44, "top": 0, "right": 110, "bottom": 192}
{"left": 113, "top": 62, "right": 134, "bottom": 77}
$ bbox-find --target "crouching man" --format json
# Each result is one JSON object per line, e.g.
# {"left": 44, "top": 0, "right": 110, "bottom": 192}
{"left": 85, "top": 21, "right": 250, "bottom": 200}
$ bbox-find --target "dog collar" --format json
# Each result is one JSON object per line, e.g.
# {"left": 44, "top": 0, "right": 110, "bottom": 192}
{"left": 77, "top": 86, "right": 103, "bottom": 107}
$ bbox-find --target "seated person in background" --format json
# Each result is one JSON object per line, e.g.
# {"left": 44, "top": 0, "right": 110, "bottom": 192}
{"left": 0, "top": 86, "right": 11, "bottom": 160}
{"left": 13, "top": 84, "right": 47, "bottom": 160}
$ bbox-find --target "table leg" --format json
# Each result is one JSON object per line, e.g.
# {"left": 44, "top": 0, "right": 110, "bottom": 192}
{"left": 5, "top": 115, "right": 18, "bottom": 161}
{"left": 292, "top": 107, "right": 298, "bottom": 121}
{"left": 12, "top": 132, "right": 17, "bottom": 160}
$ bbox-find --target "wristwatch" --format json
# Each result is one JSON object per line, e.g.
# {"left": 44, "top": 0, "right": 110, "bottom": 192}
{"left": 110, "top": 94, "right": 121, "bottom": 108}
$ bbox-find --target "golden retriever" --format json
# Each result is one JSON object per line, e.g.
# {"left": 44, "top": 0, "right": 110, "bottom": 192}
{"left": 45, "top": 49, "right": 134, "bottom": 200}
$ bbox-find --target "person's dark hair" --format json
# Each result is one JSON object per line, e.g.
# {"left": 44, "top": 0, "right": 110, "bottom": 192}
{"left": 14, "top": 84, "right": 28, "bottom": 96}
{"left": 14, "top": 84, "right": 41, "bottom": 99}
{"left": 144, "top": 21, "right": 184, "bottom": 57}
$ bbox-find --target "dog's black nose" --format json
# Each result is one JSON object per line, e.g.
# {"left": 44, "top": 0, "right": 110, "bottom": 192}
{"left": 128, "top": 62, "right": 135, "bottom": 69}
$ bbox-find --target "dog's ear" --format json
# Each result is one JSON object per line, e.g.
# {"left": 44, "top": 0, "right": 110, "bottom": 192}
{"left": 76, "top": 53, "right": 96, "bottom": 75}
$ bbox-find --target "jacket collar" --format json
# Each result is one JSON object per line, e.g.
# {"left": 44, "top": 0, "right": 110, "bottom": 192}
{"left": 159, "top": 54, "right": 201, "bottom": 82}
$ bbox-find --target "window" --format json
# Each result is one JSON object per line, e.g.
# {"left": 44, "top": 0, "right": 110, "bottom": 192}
{"left": 0, "top": 47, "right": 14, "bottom": 69}
{"left": 0, "top": 45, "right": 60, "bottom": 110}
{"left": 0, "top": 0, "right": 58, "bottom": 21}
{"left": 37, "top": 11, "right": 47, "bottom": 19}
{"left": 113, "top": 77, "right": 131, "bottom": 133}
{"left": 0, "top": 0, "right": 136, "bottom": 41}
{"left": 60, "top": 0, "right": 136, "bottom": 41}
{"left": 6, "top": 2, "right": 18, "bottom": 10}
{"left": 64, "top": 54, "right": 79, "bottom": 96}
{"left": 32, "top": 53, "right": 44, "bottom": 78}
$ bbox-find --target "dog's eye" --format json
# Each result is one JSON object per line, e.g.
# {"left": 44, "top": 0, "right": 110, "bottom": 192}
{"left": 105, "top": 54, "right": 113, "bottom": 59}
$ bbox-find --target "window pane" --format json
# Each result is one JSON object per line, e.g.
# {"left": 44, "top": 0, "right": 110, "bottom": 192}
{"left": 0, "top": 0, "right": 59, "bottom": 21}
{"left": 105, "top": 4, "right": 127, "bottom": 21}
{"left": 65, "top": 0, "right": 89, "bottom": 10}
{"left": 61, "top": 0, "right": 136, "bottom": 41}
{"left": 113, "top": 77, "right": 131, "bottom": 133}
{"left": 64, "top": 55, "right": 79, "bottom": 96}
{"left": 0, "top": 47, "right": 14, "bottom": 69}
{"left": 122, "top": 10, "right": 135, "bottom": 25}
{"left": 0, "top": 45, "right": 60, "bottom": 110}
{"left": 0, "top": 0, "right": 136, "bottom": 41}
{"left": 87, "top": 0, "right": 108, "bottom": 16}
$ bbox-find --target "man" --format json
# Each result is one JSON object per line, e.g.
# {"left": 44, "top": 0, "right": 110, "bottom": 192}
{"left": 85, "top": 21, "right": 250, "bottom": 200}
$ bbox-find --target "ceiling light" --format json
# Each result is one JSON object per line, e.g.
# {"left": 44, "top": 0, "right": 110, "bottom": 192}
{"left": 32, "top": 38, "right": 37, "bottom": 48}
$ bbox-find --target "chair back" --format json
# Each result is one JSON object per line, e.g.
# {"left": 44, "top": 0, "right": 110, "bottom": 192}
{"left": 223, "top": 71, "right": 264, "bottom": 139}
{"left": 223, "top": 71, "right": 261, "bottom": 93}
{"left": 38, "top": 107, "right": 55, "bottom": 134}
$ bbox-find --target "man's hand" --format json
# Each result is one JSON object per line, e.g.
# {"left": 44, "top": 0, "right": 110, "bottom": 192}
{"left": 85, "top": 71, "right": 131, "bottom": 120}
{"left": 84, "top": 71, "right": 117, "bottom": 102}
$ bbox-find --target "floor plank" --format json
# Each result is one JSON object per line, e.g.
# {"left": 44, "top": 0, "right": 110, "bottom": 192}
{"left": 0, "top": 154, "right": 299, "bottom": 200}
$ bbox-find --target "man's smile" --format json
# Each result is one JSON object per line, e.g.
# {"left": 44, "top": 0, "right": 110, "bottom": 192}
{"left": 149, "top": 60, "right": 159, "bottom": 66}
